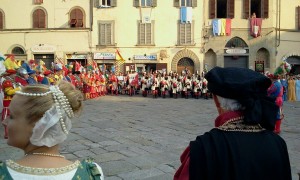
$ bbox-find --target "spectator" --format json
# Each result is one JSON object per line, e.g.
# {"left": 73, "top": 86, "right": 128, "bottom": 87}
{"left": 0, "top": 81, "right": 104, "bottom": 179}
{"left": 174, "top": 67, "right": 291, "bottom": 180}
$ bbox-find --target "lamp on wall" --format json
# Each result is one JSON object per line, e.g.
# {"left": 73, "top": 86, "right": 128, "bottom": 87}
{"left": 128, "top": 58, "right": 131, "bottom": 60}
{"left": 144, "top": 53, "right": 147, "bottom": 56}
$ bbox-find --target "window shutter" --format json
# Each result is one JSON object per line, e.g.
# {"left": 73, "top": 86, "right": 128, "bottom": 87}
{"left": 209, "top": 0, "right": 216, "bottom": 19}
{"left": 192, "top": 0, "right": 197, "bottom": 7}
{"left": 33, "top": 10, "right": 39, "bottom": 28}
{"left": 262, "top": 0, "right": 269, "bottom": 18}
{"left": 107, "top": 24, "right": 112, "bottom": 44}
{"left": 186, "top": 23, "right": 192, "bottom": 44}
{"left": 179, "top": 23, "right": 185, "bottom": 44}
{"left": 94, "top": 0, "right": 99, "bottom": 7}
{"left": 140, "top": 23, "right": 146, "bottom": 44}
{"left": 146, "top": 23, "right": 151, "bottom": 44}
{"left": 227, "top": 0, "right": 234, "bottom": 18}
{"left": 111, "top": 0, "right": 117, "bottom": 7}
{"left": 100, "top": 24, "right": 106, "bottom": 45}
{"left": 174, "top": 0, "right": 180, "bottom": 7}
{"left": 134, "top": 0, "right": 140, "bottom": 7}
{"left": 152, "top": 0, "right": 157, "bottom": 7}
{"left": 39, "top": 10, "right": 46, "bottom": 28}
{"left": 243, "top": 0, "right": 250, "bottom": 19}
{"left": 0, "top": 12, "right": 3, "bottom": 29}
{"left": 298, "top": 6, "right": 300, "bottom": 30}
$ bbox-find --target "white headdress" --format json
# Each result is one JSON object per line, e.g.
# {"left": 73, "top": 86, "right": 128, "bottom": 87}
{"left": 15, "top": 85, "right": 74, "bottom": 147}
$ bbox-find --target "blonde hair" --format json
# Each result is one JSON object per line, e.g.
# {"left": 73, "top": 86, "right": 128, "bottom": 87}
{"left": 21, "top": 81, "right": 84, "bottom": 123}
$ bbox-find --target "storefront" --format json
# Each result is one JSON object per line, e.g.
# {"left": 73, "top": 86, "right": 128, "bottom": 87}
{"left": 130, "top": 54, "right": 167, "bottom": 74}
{"left": 94, "top": 52, "right": 116, "bottom": 72}
{"left": 31, "top": 44, "right": 56, "bottom": 70}
{"left": 224, "top": 37, "right": 249, "bottom": 69}
{"left": 66, "top": 54, "right": 88, "bottom": 67}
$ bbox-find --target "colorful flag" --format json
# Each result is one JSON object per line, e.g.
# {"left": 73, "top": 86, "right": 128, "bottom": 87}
{"left": 116, "top": 49, "right": 125, "bottom": 61}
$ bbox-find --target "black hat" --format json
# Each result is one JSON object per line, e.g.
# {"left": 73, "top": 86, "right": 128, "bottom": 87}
{"left": 205, "top": 67, "right": 278, "bottom": 130}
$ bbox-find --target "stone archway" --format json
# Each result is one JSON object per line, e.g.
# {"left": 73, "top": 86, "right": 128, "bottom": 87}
{"left": 256, "top": 48, "right": 270, "bottom": 69}
{"left": 204, "top": 49, "right": 217, "bottom": 71}
{"left": 171, "top": 49, "right": 200, "bottom": 73}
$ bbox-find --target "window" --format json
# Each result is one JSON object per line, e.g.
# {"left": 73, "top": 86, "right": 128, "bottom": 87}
{"left": 34, "top": 0, "right": 43, "bottom": 4}
{"left": 33, "top": 9, "right": 46, "bottom": 28}
{"left": 243, "top": 0, "right": 269, "bottom": 19}
{"left": 95, "top": 0, "right": 117, "bottom": 8}
{"left": 181, "top": 0, "right": 192, "bottom": 7}
{"left": 0, "top": 10, "right": 4, "bottom": 30}
{"left": 174, "top": 0, "right": 197, "bottom": 7}
{"left": 134, "top": 0, "right": 157, "bottom": 7}
{"left": 178, "top": 22, "right": 193, "bottom": 45}
{"left": 70, "top": 8, "right": 84, "bottom": 28}
{"left": 141, "top": 0, "right": 152, "bottom": 7}
{"left": 209, "top": 0, "right": 234, "bottom": 19}
{"left": 98, "top": 21, "right": 114, "bottom": 46}
{"left": 138, "top": 21, "right": 154, "bottom": 45}
{"left": 12, "top": 47, "right": 25, "bottom": 55}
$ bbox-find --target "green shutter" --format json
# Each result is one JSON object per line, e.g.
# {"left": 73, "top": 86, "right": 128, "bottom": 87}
{"left": 111, "top": 0, "right": 117, "bottom": 7}
{"left": 134, "top": 0, "right": 140, "bottom": 7}
{"left": 152, "top": 0, "right": 157, "bottom": 7}
{"left": 192, "top": 0, "right": 197, "bottom": 7}
{"left": 174, "top": 0, "right": 179, "bottom": 7}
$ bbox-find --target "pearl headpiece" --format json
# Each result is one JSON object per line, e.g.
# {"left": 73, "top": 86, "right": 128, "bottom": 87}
{"left": 15, "top": 85, "right": 74, "bottom": 134}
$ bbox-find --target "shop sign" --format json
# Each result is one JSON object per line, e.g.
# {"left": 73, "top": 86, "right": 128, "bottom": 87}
{"left": 31, "top": 44, "right": 56, "bottom": 53}
{"left": 94, "top": 52, "right": 116, "bottom": 60}
{"left": 225, "top": 49, "right": 247, "bottom": 54}
{"left": 134, "top": 55, "right": 157, "bottom": 60}
{"left": 66, "top": 54, "right": 87, "bottom": 59}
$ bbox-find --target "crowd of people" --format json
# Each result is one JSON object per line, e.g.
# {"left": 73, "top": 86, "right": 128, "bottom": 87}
{"left": 0, "top": 54, "right": 294, "bottom": 179}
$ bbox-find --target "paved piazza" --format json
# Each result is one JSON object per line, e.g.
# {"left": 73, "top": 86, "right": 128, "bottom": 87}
{"left": 0, "top": 96, "right": 299, "bottom": 180}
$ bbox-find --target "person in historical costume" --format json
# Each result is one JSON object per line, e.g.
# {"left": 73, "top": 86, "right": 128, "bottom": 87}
{"left": 193, "top": 77, "right": 202, "bottom": 99}
{"left": 201, "top": 78, "right": 209, "bottom": 99}
{"left": 27, "top": 70, "right": 37, "bottom": 85}
{"left": 1, "top": 69, "right": 21, "bottom": 139}
{"left": 174, "top": 67, "right": 291, "bottom": 180}
{"left": 151, "top": 76, "right": 159, "bottom": 98}
{"left": 82, "top": 70, "right": 91, "bottom": 100}
{"left": 287, "top": 76, "right": 296, "bottom": 101}
{"left": 160, "top": 76, "right": 169, "bottom": 98}
{"left": 296, "top": 75, "right": 300, "bottom": 101}
{"left": 0, "top": 81, "right": 104, "bottom": 179}
{"left": 14, "top": 68, "right": 29, "bottom": 87}
{"left": 74, "top": 71, "right": 83, "bottom": 93}
{"left": 172, "top": 78, "right": 179, "bottom": 99}
{"left": 141, "top": 75, "right": 148, "bottom": 97}
{"left": 41, "top": 70, "right": 52, "bottom": 85}
{"left": 267, "top": 74, "right": 284, "bottom": 134}
{"left": 280, "top": 75, "right": 288, "bottom": 101}
{"left": 110, "top": 72, "right": 118, "bottom": 95}
{"left": 183, "top": 76, "right": 191, "bottom": 99}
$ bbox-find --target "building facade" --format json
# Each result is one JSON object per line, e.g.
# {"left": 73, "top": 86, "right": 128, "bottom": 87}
{"left": 0, "top": 0, "right": 92, "bottom": 69}
{"left": 91, "top": 0, "right": 203, "bottom": 74}
{"left": 0, "top": 0, "right": 299, "bottom": 74}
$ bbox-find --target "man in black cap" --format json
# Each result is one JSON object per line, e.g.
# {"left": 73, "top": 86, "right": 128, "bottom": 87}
{"left": 174, "top": 67, "right": 291, "bottom": 180}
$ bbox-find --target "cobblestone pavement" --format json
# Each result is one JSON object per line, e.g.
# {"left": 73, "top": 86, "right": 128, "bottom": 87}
{"left": 0, "top": 95, "right": 299, "bottom": 180}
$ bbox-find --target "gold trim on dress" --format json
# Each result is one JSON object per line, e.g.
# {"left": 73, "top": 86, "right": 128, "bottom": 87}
{"left": 6, "top": 159, "right": 80, "bottom": 175}
{"left": 216, "top": 119, "right": 265, "bottom": 132}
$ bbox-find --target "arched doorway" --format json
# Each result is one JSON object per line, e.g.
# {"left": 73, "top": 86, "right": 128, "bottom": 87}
{"left": 177, "top": 57, "right": 194, "bottom": 74}
{"left": 286, "top": 56, "right": 300, "bottom": 75}
{"left": 204, "top": 49, "right": 217, "bottom": 71}
{"left": 224, "top": 37, "right": 249, "bottom": 68}
{"left": 256, "top": 48, "right": 270, "bottom": 70}
{"left": 171, "top": 49, "right": 200, "bottom": 73}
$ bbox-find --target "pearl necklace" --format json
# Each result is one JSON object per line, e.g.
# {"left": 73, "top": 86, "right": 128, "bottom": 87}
{"left": 25, "top": 152, "right": 65, "bottom": 158}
